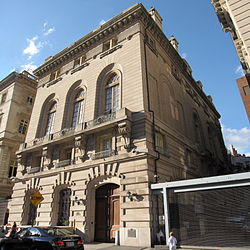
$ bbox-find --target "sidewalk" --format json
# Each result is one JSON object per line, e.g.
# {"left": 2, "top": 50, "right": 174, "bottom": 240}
{"left": 84, "top": 242, "right": 250, "bottom": 250}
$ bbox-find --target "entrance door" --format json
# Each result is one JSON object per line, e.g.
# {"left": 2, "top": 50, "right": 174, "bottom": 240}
{"left": 95, "top": 183, "right": 120, "bottom": 242}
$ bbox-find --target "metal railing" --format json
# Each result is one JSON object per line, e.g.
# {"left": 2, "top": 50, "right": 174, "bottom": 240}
{"left": 26, "top": 167, "right": 40, "bottom": 174}
{"left": 52, "top": 127, "right": 76, "bottom": 140}
{"left": 20, "top": 111, "right": 117, "bottom": 150}
{"left": 55, "top": 159, "right": 72, "bottom": 168}
{"left": 86, "top": 112, "right": 116, "bottom": 129}
{"left": 92, "top": 150, "right": 115, "bottom": 160}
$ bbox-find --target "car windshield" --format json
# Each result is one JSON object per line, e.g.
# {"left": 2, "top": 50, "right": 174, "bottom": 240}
{"left": 42, "top": 228, "right": 73, "bottom": 236}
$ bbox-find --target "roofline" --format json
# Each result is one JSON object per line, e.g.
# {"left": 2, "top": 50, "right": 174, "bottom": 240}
{"left": 33, "top": 3, "right": 144, "bottom": 76}
{"left": 0, "top": 71, "right": 37, "bottom": 91}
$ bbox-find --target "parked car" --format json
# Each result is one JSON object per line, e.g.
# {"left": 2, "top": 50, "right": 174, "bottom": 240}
{"left": 0, "top": 227, "right": 84, "bottom": 250}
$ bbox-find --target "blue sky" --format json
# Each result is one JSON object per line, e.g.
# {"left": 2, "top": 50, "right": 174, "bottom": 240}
{"left": 1, "top": 0, "right": 250, "bottom": 155}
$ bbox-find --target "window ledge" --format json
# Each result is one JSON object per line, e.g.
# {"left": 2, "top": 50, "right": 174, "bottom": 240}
{"left": 71, "top": 62, "right": 90, "bottom": 75}
{"left": 100, "top": 44, "right": 122, "bottom": 59}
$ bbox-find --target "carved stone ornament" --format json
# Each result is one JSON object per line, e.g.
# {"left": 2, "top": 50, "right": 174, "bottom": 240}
{"left": 118, "top": 121, "right": 131, "bottom": 150}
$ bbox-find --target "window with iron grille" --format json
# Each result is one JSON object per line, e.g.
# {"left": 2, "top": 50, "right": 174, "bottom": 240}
{"left": 27, "top": 200, "right": 37, "bottom": 225}
{"left": 57, "top": 188, "right": 71, "bottom": 226}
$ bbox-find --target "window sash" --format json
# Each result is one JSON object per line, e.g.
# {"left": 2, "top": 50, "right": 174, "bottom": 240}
{"left": 58, "top": 189, "right": 71, "bottom": 226}
{"left": 45, "top": 111, "right": 55, "bottom": 135}
{"left": 105, "top": 84, "right": 119, "bottom": 112}
{"left": 71, "top": 99, "right": 84, "bottom": 127}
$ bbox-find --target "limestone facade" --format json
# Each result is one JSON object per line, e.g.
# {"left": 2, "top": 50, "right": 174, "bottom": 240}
{"left": 0, "top": 71, "right": 37, "bottom": 224}
{"left": 8, "top": 4, "right": 228, "bottom": 247}
{"left": 212, "top": 0, "right": 250, "bottom": 82}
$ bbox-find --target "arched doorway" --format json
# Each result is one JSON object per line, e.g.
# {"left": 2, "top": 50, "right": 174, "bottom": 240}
{"left": 95, "top": 183, "right": 120, "bottom": 242}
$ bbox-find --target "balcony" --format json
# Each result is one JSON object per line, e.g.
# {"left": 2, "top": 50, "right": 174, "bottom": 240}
{"left": 52, "top": 127, "right": 76, "bottom": 140}
{"left": 19, "top": 108, "right": 131, "bottom": 152}
{"left": 55, "top": 159, "right": 72, "bottom": 168}
{"left": 91, "top": 150, "right": 115, "bottom": 160}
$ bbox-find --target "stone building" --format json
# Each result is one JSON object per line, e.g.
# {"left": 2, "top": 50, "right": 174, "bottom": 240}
{"left": 230, "top": 145, "right": 250, "bottom": 172}
{"left": 8, "top": 4, "right": 228, "bottom": 247}
{"left": 212, "top": 0, "right": 250, "bottom": 82}
{"left": 0, "top": 71, "right": 37, "bottom": 224}
{"left": 211, "top": 0, "right": 250, "bottom": 121}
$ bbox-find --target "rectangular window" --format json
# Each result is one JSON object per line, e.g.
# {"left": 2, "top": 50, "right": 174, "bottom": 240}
{"left": 50, "top": 69, "right": 60, "bottom": 81}
{"left": 74, "top": 55, "right": 86, "bottom": 68}
{"left": 155, "top": 132, "right": 164, "bottom": 150}
{"left": 103, "top": 41, "right": 111, "bottom": 52}
{"left": 27, "top": 96, "right": 33, "bottom": 104}
{"left": 243, "top": 85, "right": 250, "bottom": 96}
{"left": 1, "top": 93, "right": 7, "bottom": 104}
{"left": 103, "top": 37, "right": 118, "bottom": 52}
{"left": 18, "top": 120, "right": 28, "bottom": 134}
{"left": 8, "top": 160, "right": 17, "bottom": 178}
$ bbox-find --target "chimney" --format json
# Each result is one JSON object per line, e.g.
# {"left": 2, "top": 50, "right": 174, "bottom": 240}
{"left": 230, "top": 145, "right": 238, "bottom": 156}
{"left": 170, "top": 36, "right": 179, "bottom": 52}
{"left": 148, "top": 7, "right": 163, "bottom": 30}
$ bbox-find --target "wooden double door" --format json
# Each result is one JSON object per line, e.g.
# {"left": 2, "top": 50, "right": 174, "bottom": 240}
{"left": 95, "top": 183, "right": 120, "bottom": 242}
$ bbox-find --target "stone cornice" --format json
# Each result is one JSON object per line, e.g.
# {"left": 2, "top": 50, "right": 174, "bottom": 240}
{"left": 211, "top": 0, "right": 233, "bottom": 32}
{"left": 34, "top": 3, "right": 146, "bottom": 77}
{"left": 0, "top": 71, "right": 37, "bottom": 92}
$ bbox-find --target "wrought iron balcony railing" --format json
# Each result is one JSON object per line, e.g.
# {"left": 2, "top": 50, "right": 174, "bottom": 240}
{"left": 20, "top": 110, "right": 120, "bottom": 151}
{"left": 86, "top": 112, "right": 116, "bottom": 129}
{"left": 91, "top": 150, "right": 115, "bottom": 160}
{"left": 55, "top": 159, "right": 72, "bottom": 168}
{"left": 26, "top": 167, "right": 40, "bottom": 174}
{"left": 52, "top": 127, "right": 76, "bottom": 140}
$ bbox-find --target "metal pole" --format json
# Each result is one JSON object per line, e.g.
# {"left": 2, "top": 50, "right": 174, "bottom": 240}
{"left": 162, "top": 187, "right": 170, "bottom": 245}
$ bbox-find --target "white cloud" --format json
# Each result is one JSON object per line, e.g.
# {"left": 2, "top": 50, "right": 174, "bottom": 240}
{"left": 99, "top": 20, "right": 106, "bottom": 25}
{"left": 222, "top": 124, "right": 250, "bottom": 156}
{"left": 23, "top": 37, "right": 43, "bottom": 57}
{"left": 44, "top": 27, "right": 55, "bottom": 36}
{"left": 20, "top": 62, "right": 37, "bottom": 73}
{"left": 235, "top": 65, "right": 244, "bottom": 76}
{"left": 43, "top": 22, "right": 48, "bottom": 28}
{"left": 181, "top": 52, "right": 187, "bottom": 59}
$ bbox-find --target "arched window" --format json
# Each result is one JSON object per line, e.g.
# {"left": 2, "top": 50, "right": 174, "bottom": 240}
{"left": 45, "top": 102, "right": 57, "bottom": 135}
{"left": 71, "top": 90, "right": 84, "bottom": 127}
{"left": 105, "top": 74, "right": 120, "bottom": 113}
{"left": 57, "top": 188, "right": 71, "bottom": 226}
